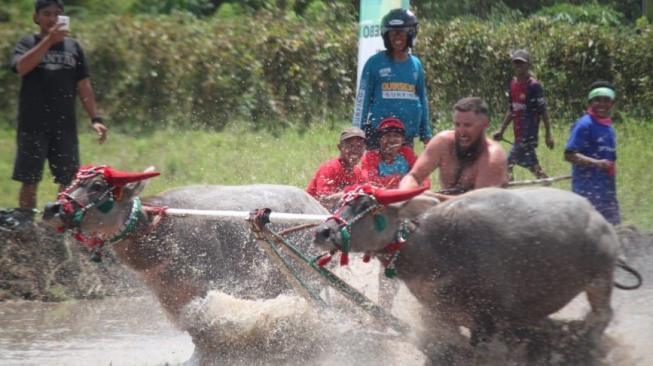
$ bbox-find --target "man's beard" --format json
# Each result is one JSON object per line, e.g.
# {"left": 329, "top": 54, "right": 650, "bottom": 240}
{"left": 455, "top": 136, "right": 483, "bottom": 163}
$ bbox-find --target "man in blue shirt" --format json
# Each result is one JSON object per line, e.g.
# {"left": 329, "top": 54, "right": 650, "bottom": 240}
{"left": 565, "top": 81, "right": 620, "bottom": 225}
{"left": 352, "top": 8, "right": 431, "bottom": 149}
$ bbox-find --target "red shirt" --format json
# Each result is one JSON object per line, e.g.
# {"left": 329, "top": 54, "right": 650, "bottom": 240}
{"left": 509, "top": 76, "right": 546, "bottom": 143}
{"left": 306, "top": 158, "right": 365, "bottom": 198}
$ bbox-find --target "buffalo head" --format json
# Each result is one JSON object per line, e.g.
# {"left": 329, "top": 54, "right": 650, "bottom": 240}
{"left": 313, "top": 184, "right": 429, "bottom": 259}
{"left": 43, "top": 165, "right": 159, "bottom": 239}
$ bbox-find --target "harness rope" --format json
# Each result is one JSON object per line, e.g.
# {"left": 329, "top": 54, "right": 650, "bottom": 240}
{"left": 316, "top": 186, "right": 412, "bottom": 278}
{"left": 56, "top": 166, "right": 165, "bottom": 262}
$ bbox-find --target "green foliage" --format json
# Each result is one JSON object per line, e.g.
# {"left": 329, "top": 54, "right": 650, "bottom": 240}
{"left": 536, "top": 2, "right": 625, "bottom": 26}
{"left": 1, "top": 13, "right": 653, "bottom": 130}
{"left": 130, "top": 0, "right": 216, "bottom": 17}
{"left": 418, "top": 17, "right": 653, "bottom": 121}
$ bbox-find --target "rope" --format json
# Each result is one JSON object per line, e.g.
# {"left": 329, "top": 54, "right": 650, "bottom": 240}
{"left": 614, "top": 259, "right": 643, "bottom": 290}
{"left": 248, "top": 213, "right": 409, "bottom": 334}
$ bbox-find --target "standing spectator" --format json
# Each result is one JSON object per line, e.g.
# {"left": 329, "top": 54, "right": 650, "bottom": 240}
{"left": 361, "top": 117, "right": 428, "bottom": 189}
{"left": 352, "top": 8, "right": 431, "bottom": 149}
{"left": 565, "top": 81, "right": 620, "bottom": 225}
{"left": 306, "top": 127, "right": 366, "bottom": 208}
{"left": 493, "top": 49, "right": 554, "bottom": 180}
{"left": 10, "top": 0, "right": 107, "bottom": 225}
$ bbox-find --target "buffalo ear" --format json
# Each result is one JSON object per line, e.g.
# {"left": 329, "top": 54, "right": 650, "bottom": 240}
{"left": 118, "top": 167, "right": 156, "bottom": 201}
{"left": 121, "top": 180, "right": 147, "bottom": 201}
{"left": 321, "top": 192, "right": 344, "bottom": 209}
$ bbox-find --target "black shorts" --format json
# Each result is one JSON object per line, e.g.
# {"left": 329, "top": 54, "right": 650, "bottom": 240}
{"left": 12, "top": 128, "right": 79, "bottom": 185}
{"left": 508, "top": 140, "right": 539, "bottom": 168}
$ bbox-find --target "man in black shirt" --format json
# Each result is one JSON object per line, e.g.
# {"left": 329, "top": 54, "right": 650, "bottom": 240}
{"left": 11, "top": 0, "right": 108, "bottom": 223}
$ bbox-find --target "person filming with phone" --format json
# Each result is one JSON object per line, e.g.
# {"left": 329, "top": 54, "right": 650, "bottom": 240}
{"left": 9, "top": 0, "right": 108, "bottom": 228}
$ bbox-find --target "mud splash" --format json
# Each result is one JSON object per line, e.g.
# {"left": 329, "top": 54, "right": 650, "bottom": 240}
{"left": 0, "top": 227, "right": 650, "bottom": 365}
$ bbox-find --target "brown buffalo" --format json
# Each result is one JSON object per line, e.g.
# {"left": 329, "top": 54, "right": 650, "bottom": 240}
{"left": 313, "top": 185, "right": 631, "bottom": 361}
{"left": 42, "top": 166, "right": 328, "bottom": 352}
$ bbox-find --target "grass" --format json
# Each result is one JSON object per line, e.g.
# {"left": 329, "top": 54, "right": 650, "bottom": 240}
{"left": 1, "top": 119, "right": 651, "bottom": 229}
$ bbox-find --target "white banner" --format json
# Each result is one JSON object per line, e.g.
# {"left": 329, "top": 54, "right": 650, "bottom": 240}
{"left": 356, "top": 0, "right": 410, "bottom": 90}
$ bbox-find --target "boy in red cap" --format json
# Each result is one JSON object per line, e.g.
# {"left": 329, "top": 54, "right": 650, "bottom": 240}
{"left": 361, "top": 117, "right": 428, "bottom": 189}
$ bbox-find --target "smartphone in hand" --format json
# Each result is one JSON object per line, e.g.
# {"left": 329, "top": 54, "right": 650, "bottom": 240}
{"left": 57, "top": 15, "right": 70, "bottom": 31}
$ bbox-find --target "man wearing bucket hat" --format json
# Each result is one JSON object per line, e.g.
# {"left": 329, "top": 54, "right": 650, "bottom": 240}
{"left": 565, "top": 81, "right": 620, "bottom": 225}
{"left": 306, "top": 127, "right": 366, "bottom": 207}
{"left": 360, "top": 117, "right": 428, "bottom": 189}
{"left": 493, "top": 49, "right": 554, "bottom": 180}
{"left": 9, "top": 0, "right": 107, "bottom": 226}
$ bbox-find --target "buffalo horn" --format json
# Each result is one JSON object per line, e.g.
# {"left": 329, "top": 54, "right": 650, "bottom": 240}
{"left": 374, "top": 185, "right": 428, "bottom": 205}
{"left": 101, "top": 166, "right": 160, "bottom": 186}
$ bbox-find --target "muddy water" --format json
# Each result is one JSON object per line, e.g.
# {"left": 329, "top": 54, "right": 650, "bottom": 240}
{"left": 0, "top": 295, "right": 193, "bottom": 365}
{"left": 1, "top": 234, "right": 651, "bottom": 366}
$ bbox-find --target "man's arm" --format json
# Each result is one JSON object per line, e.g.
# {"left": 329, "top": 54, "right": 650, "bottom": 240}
{"left": 534, "top": 82, "right": 554, "bottom": 149}
{"left": 352, "top": 59, "right": 374, "bottom": 131}
{"left": 475, "top": 141, "right": 509, "bottom": 188}
{"left": 541, "top": 110, "right": 554, "bottom": 149}
{"left": 416, "top": 62, "right": 432, "bottom": 144}
{"left": 492, "top": 110, "right": 513, "bottom": 141}
{"left": 564, "top": 151, "right": 612, "bottom": 171}
{"left": 15, "top": 24, "right": 68, "bottom": 76}
{"left": 399, "top": 134, "right": 443, "bottom": 189}
{"left": 78, "top": 78, "right": 107, "bottom": 144}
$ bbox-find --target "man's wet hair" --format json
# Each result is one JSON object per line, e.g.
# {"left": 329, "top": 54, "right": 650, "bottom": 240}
{"left": 588, "top": 80, "right": 615, "bottom": 91}
{"left": 453, "top": 97, "right": 489, "bottom": 116}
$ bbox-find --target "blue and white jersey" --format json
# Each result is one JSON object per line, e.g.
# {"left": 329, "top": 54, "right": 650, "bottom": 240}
{"left": 565, "top": 113, "right": 620, "bottom": 224}
{"left": 352, "top": 52, "right": 431, "bottom": 142}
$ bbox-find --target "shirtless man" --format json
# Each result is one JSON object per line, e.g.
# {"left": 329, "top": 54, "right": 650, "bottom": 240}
{"left": 399, "top": 97, "right": 508, "bottom": 199}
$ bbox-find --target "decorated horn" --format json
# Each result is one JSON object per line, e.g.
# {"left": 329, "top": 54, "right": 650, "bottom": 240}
{"left": 374, "top": 185, "right": 428, "bottom": 205}
{"left": 101, "top": 166, "right": 160, "bottom": 186}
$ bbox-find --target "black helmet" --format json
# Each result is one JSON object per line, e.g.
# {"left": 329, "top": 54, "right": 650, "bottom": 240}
{"left": 381, "top": 8, "right": 418, "bottom": 50}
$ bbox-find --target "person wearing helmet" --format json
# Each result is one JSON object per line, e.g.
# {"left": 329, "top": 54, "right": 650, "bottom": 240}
{"left": 360, "top": 117, "right": 429, "bottom": 189}
{"left": 352, "top": 8, "right": 432, "bottom": 150}
{"left": 564, "top": 81, "right": 620, "bottom": 225}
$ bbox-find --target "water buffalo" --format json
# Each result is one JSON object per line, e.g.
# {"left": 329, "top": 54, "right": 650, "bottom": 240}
{"left": 313, "top": 185, "right": 629, "bottom": 360}
{"left": 42, "top": 166, "right": 328, "bottom": 347}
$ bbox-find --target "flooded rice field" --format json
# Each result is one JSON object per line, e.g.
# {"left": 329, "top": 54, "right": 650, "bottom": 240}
{"left": 1, "top": 229, "right": 651, "bottom": 366}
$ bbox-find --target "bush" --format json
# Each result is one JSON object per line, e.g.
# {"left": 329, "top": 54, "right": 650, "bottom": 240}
{"left": 1, "top": 14, "right": 652, "bottom": 130}
{"left": 535, "top": 3, "right": 625, "bottom": 27}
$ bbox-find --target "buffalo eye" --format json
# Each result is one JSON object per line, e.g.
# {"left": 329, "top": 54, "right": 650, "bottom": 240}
{"left": 354, "top": 198, "right": 373, "bottom": 214}
{"left": 90, "top": 180, "right": 106, "bottom": 192}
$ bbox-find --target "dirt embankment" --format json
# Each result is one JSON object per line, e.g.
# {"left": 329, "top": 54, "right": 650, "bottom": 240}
{"left": 1, "top": 222, "right": 144, "bottom": 302}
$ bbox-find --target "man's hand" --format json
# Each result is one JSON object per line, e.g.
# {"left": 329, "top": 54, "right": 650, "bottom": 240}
{"left": 492, "top": 131, "right": 503, "bottom": 141}
{"left": 92, "top": 123, "right": 108, "bottom": 144}
{"left": 596, "top": 159, "right": 612, "bottom": 171}
{"left": 545, "top": 134, "right": 555, "bottom": 149}
{"left": 46, "top": 23, "right": 69, "bottom": 46}
{"left": 319, "top": 192, "right": 344, "bottom": 210}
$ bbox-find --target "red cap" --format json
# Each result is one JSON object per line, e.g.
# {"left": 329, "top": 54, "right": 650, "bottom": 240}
{"left": 378, "top": 117, "right": 405, "bottom": 134}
